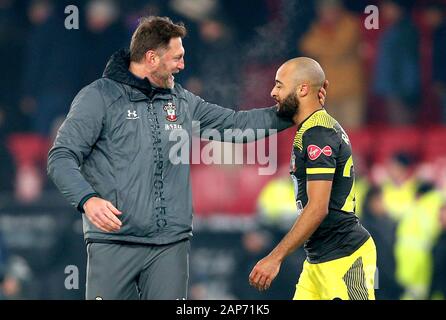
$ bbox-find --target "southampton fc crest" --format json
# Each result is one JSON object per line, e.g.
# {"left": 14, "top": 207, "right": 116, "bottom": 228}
{"left": 163, "top": 102, "right": 177, "bottom": 122}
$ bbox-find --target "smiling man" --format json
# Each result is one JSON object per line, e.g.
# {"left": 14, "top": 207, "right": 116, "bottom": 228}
{"left": 47, "top": 16, "right": 327, "bottom": 300}
{"left": 249, "top": 57, "right": 376, "bottom": 300}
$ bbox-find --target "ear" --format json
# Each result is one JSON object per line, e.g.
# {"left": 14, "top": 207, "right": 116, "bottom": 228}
{"left": 144, "top": 50, "right": 158, "bottom": 66}
{"left": 297, "top": 84, "right": 310, "bottom": 97}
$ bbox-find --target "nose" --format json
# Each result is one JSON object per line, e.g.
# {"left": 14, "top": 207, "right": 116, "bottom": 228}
{"left": 178, "top": 58, "right": 185, "bottom": 71}
{"left": 271, "top": 87, "right": 277, "bottom": 99}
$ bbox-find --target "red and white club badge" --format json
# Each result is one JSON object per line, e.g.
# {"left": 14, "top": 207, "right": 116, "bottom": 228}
{"left": 163, "top": 102, "right": 177, "bottom": 122}
{"left": 307, "top": 144, "right": 332, "bottom": 160}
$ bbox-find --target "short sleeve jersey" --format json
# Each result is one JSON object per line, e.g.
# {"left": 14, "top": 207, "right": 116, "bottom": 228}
{"left": 290, "top": 109, "right": 370, "bottom": 263}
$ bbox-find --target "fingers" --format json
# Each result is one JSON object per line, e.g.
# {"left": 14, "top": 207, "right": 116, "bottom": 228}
{"left": 264, "top": 277, "right": 272, "bottom": 291}
{"left": 249, "top": 268, "right": 270, "bottom": 291}
{"left": 319, "top": 87, "right": 327, "bottom": 104}
{"left": 90, "top": 210, "right": 121, "bottom": 232}
{"left": 323, "top": 79, "right": 329, "bottom": 89}
{"left": 102, "top": 209, "right": 122, "bottom": 230}
{"left": 257, "top": 275, "right": 268, "bottom": 291}
{"left": 319, "top": 94, "right": 324, "bottom": 105}
{"left": 106, "top": 202, "right": 122, "bottom": 216}
{"left": 86, "top": 201, "right": 122, "bottom": 233}
{"left": 90, "top": 216, "right": 112, "bottom": 233}
{"left": 249, "top": 268, "right": 258, "bottom": 287}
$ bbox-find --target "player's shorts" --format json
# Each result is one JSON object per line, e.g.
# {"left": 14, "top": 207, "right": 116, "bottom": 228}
{"left": 293, "top": 237, "right": 377, "bottom": 300}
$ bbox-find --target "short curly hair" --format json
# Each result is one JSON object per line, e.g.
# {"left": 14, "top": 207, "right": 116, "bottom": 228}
{"left": 130, "top": 16, "right": 187, "bottom": 62}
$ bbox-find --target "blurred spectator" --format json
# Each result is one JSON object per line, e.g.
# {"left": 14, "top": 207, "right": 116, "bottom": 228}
{"left": 231, "top": 228, "right": 303, "bottom": 299}
{"left": 223, "top": 0, "right": 269, "bottom": 43}
{"left": 352, "top": 153, "right": 370, "bottom": 218}
{"left": 379, "top": 153, "right": 418, "bottom": 221}
{"left": 169, "top": 0, "right": 219, "bottom": 22}
{"left": 0, "top": 232, "right": 7, "bottom": 299}
{"left": 299, "top": 0, "right": 365, "bottom": 129}
{"left": 21, "top": 0, "right": 83, "bottom": 136}
{"left": 231, "top": 229, "right": 273, "bottom": 299}
{"left": 0, "top": 0, "right": 28, "bottom": 132}
{"left": 395, "top": 182, "right": 443, "bottom": 299}
{"left": 185, "top": 17, "right": 240, "bottom": 109}
{"left": 372, "top": 0, "right": 420, "bottom": 125}
{"left": 81, "top": 0, "right": 128, "bottom": 84}
{"left": 0, "top": 122, "right": 14, "bottom": 193}
{"left": 361, "top": 186, "right": 403, "bottom": 299}
{"left": 2, "top": 256, "right": 32, "bottom": 299}
{"left": 429, "top": 204, "right": 446, "bottom": 299}
{"left": 14, "top": 164, "right": 43, "bottom": 203}
{"left": 0, "top": 233, "right": 32, "bottom": 300}
{"left": 430, "top": 3, "right": 446, "bottom": 122}
{"left": 257, "top": 165, "right": 296, "bottom": 228}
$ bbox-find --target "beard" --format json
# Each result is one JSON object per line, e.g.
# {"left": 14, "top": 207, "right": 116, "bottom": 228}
{"left": 154, "top": 71, "right": 174, "bottom": 89}
{"left": 153, "top": 64, "right": 176, "bottom": 89}
{"left": 276, "top": 92, "right": 299, "bottom": 120}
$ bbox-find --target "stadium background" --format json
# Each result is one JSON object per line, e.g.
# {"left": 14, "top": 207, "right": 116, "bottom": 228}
{"left": 0, "top": 0, "right": 446, "bottom": 299}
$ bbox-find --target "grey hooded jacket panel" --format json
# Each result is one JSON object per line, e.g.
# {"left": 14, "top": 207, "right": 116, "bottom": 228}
{"left": 47, "top": 49, "right": 293, "bottom": 245}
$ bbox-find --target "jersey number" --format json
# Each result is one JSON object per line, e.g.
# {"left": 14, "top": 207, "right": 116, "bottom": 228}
{"left": 341, "top": 155, "right": 356, "bottom": 212}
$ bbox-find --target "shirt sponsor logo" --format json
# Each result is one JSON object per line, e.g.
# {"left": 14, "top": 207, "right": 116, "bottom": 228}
{"left": 307, "top": 144, "right": 332, "bottom": 160}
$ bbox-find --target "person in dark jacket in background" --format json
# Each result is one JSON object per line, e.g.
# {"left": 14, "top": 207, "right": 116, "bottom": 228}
{"left": 361, "top": 186, "right": 403, "bottom": 299}
{"left": 372, "top": 0, "right": 420, "bottom": 125}
{"left": 21, "top": 0, "right": 83, "bottom": 136}
{"left": 81, "top": 0, "right": 129, "bottom": 84}
{"left": 430, "top": 3, "right": 446, "bottom": 122}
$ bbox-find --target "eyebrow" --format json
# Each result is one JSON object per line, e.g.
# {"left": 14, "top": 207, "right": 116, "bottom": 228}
{"left": 275, "top": 80, "right": 284, "bottom": 85}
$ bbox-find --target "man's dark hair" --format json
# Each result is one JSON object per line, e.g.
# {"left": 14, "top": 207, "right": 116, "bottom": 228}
{"left": 130, "top": 16, "right": 187, "bottom": 62}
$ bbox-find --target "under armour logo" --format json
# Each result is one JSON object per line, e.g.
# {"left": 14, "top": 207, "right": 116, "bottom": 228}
{"left": 307, "top": 145, "right": 332, "bottom": 160}
{"left": 126, "top": 110, "right": 139, "bottom": 120}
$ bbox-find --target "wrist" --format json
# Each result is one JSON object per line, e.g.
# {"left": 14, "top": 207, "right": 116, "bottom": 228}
{"left": 269, "top": 249, "right": 285, "bottom": 263}
{"left": 78, "top": 193, "right": 99, "bottom": 213}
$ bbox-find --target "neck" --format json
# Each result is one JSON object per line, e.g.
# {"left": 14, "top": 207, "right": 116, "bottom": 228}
{"left": 292, "top": 101, "right": 323, "bottom": 126}
{"left": 129, "top": 61, "right": 163, "bottom": 88}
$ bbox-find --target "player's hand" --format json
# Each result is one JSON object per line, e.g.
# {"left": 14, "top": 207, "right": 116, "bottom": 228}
{"left": 248, "top": 255, "right": 281, "bottom": 291}
{"left": 83, "top": 197, "right": 122, "bottom": 232}
{"left": 318, "top": 80, "right": 329, "bottom": 106}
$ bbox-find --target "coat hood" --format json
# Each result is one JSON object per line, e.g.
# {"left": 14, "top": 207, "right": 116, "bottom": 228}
{"left": 102, "top": 48, "right": 171, "bottom": 98}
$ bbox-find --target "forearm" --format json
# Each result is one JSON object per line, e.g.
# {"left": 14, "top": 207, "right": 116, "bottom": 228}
{"left": 236, "top": 106, "right": 292, "bottom": 130}
{"left": 268, "top": 205, "right": 327, "bottom": 262}
{"left": 191, "top": 92, "right": 293, "bottom": 142}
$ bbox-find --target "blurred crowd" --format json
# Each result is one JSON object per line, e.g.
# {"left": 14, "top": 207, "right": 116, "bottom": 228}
{"left": 1, "top": 0, "right": 446, "bottom": 299}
